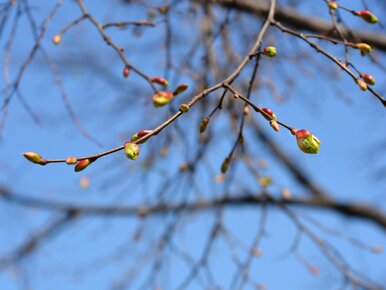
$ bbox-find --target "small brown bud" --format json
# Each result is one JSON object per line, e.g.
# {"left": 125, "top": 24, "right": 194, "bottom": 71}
{"left": 371, "top": 245, "right": 383, "bottom": 253}
{"left": 308, "top": 266, "right": 319, "bottom": 276}
{"left": 123, "top": 66, "right": 130, "bottom": 78}
{"left": 221, "top": 157, "right": 230, "bottom": 174}
{"left": 258, "top": 176, "right": 272, "bottom": 187}
{"left": 199, "top": 118, "right": 209, "bottom": 133}
{"left": 52, "top": 34, "right": 61, "bottom": 45}
{"left": 66, "top": 156, "right": 78, "bottom": 165}
{"left": 179, "top": 103, "right": 190, "bottom": 113}
{"left": 243, "top": 106, "right": 250, "bottom": 115}
{"left": 157, "top": 5, "right": 169, "bottom": 14}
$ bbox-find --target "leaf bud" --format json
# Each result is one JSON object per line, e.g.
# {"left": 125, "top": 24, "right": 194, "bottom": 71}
{"left": 74, "top": 159, "right": 92, "bottom": 172}
{"left": 356, "top": 79, "right": 368, "bottom": 91}
{"left": 327, "top": 1, "right": 338, "bottom": 10}
{"left": 261, "top": 107, "right": 276, "bottom": 120}
{"left": 179, "top": 103, "right": 190, "bottom": 113}
{"left": 270, "top": 120, "right": 280, "bottom": 132}
{"left": 123, "top": 66, "right": 130, "bottom": 78}
{"left": 124, "top": 142, "right": 140, "bottom": 160}
{"left": 65, "top": 156, "right": 78, "bottom": 165}
{"left": 131, "top": 129, "right": 152, "bottom": 144}
{"left": 361, "top": 74, "right": 376, "bottom": 85}
{"left": 23, "top": 152, "right": 47, "bottom": 165}
{"left": 173, "top": 83, "right": 188, "bottom": 96}
{"left": 354, "top": 10, "right": 378, "bottom": 24}
{"left": 199, "top": 118, "right": 209, "bottom": 133}
{"left": 263, "top": 46, "right": 277, "bottom": 57}
{"left": 152, "top": 91, "right": 174, "bottom": 107}
{"left": 355, "top": 43, "right": 372, "bottom": 56}
{"left": 150, "top": 77, "right": 168, "bottom": 86}
{"left": 295, "top": 129, "right": 320, "bottom": 154}
{"left": 52, "top": 34, "right": 61, "bottom": 45}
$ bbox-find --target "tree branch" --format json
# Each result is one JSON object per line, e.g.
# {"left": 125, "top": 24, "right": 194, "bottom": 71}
{"left": 1, "top": 187, "right": 385, "bottom": 229}
{"left": 204, "top": 0, "right": 386, "bottom": 51}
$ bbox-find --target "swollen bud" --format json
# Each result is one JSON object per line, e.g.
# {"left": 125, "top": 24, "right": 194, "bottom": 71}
{"left": 261, "top": 107, "right": 276, "bottom": 120}
{"left": 125, "top": 142, "right": 140, "bottom": 160}
{"left": 295, "top": 129, "right": 320, "bottom": 154}
{"left": 179, "top": 103, "right": 190, "bottom": 113}
{"left": 130, "top": 130, "right": 152, "bottom": 144}
{"left": 23, "top": 152, "right": 47, "bottom": 165}
{"left": 65, "top": 156, "right": 78, "bottom": 165}
{"left": 199, "top": 118, "right": 209, "bottom": 133}
{"left": 354, "top": 10, "right": 378, "bottom": 24}
{"left": 327, "top": 1, "right": 338, "bottom": 10}
{"left": 151, "top": 77, "right": 169, "bottom": 86}
{"left": 361, "top": 74, "right": 376, "bottom": 86}
{"left": 356, "top": 79, "right": 368, "bottom": 91}
{"left": 263, "top": 46, "right": 277, "bottom": 57}
{"left": 123, "top": 66, "right": 130, "bottom": 78}
{"left": 152, "top": 91, "right": 174, "bottom": 107}
{"left": 52, "top": 34, "right": 61, "bottom": 45}
{"left": 270, "top": 120, "right": 280, "bottom": 132}
{"left": 173, "top": 84, "right": 188, "bottom": 96}
{"left": 74, "top": 159, "right": 91, "bottom": 172}
{"left": 355, "top": 43, "right": 372, "bottom": 56}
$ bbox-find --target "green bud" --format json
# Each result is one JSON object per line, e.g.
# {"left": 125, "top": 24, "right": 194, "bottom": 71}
{"left": 152, "top": 91, "right": 173, "bottom": 107}
{"left": 179, "top": 104, "right": 190, "bottom": 113}
{"left": 23, "top": 152, "right": 47, "bottom": 165}
{"left": 355, "top": 10, "right": 378, "bottom": 24}
{"left": 125, "top": 142, "right": 140, "bottom": 160}
{"left": 263, "top": 46, "right": 277, "bottom": 57}
{"left": 295, "top": 130, "right": 320, "bottom": 154}
{"left": 355, "top": 43, "right": 372, "bottom": 56}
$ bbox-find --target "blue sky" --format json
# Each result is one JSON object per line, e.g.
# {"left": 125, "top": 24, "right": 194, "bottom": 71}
{"left": 0, "top": 0, "right": 385, "bottom": 289}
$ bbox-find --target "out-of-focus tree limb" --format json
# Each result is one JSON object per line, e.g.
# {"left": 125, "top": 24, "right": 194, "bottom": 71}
{"left": 0, "top": 210, "right": 78, "bottom": 271}
{"left": 1, "top": 187, "right": 385, "bottom": 229}
{"left": 202, "top": 0, "right": 386, "bottom": 51}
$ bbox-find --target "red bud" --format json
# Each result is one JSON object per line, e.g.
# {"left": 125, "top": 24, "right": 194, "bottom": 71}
{"left": 151, "top": 77, "right": 168, "bottom": 86}
{"left": 74, "top": 159, "right": 92, "bottom": 172}
{"left": 262, "top": 108, "right": 276, "bottom": 119}
{"left": 295, "top": 129, "right": 311, "bottom": 140}
{"left": 361, "top": 74, "right": 376, "bottom": 85}
{"left": 130, "top": 130, "right": 152, "bottom": 144}
{"left": 173, "top": 84, "right": 188, "bottom": 95}
{"left": 123, "top": 66, "right": 130, "bottom": 78}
